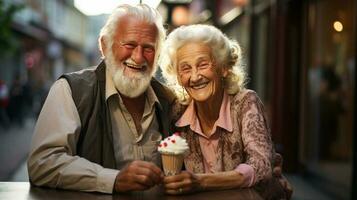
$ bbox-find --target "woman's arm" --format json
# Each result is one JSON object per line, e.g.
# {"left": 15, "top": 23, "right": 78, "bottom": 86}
{"left": 239, "top": 91, "right": 274, "bottom": 183}
{"left": 163, "top": 170, "right": 245, "bottom": 195}
{"left": 197, "top": 171, "right": 245, "bottom": 190}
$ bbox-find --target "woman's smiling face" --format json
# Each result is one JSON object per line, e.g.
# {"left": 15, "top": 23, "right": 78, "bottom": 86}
{"left": 176, "top": 42, "right": 227, "bottom": 103}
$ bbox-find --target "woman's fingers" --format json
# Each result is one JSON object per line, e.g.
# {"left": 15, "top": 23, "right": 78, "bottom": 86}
{"left": 163, "top": 171, "right": 199, "bottom": 195}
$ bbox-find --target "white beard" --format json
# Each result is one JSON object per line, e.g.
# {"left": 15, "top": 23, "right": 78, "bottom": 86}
{"left": 105, "top": 50, "right": 153, "bottom": 98}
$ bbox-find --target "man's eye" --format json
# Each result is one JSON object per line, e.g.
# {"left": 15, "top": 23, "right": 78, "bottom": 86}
{"left": 143, "top": 47, "right": 155, "bottom": 53}
{"left": 123, "top": 43, "right": 136, "bottom": 49}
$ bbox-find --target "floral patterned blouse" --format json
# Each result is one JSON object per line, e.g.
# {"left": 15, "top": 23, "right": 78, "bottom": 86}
{"left": 173, "top": 89, "right": 274, "bottom": 185}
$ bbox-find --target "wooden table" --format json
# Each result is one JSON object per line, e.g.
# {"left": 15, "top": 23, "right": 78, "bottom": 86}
{"left": 0, "top": 182, "right": 264, "bottom": 200}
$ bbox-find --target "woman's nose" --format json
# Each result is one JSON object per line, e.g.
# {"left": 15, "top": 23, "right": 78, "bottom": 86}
{"left": 190, "top": 68, "right": 201, "bottom": 82}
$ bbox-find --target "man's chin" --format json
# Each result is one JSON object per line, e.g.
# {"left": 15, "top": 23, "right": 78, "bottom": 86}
{"left": 105, "top": 57, "right": 154, "bottom": 98}
{"left": 123, "top": 73, "right": 146, "bottom": 80}
{"left": 117, "top": 83, "right": 150, "bottom": 98}
{"left": 113, "top": 73, "right": 151, "bottom": 98}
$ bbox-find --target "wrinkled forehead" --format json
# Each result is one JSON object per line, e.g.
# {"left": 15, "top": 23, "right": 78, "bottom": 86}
{"left": 114, "top": 15, "right": 158, "bottom": 43}
{"left": 176, "top": 42, "right": 213, "bottom": 63}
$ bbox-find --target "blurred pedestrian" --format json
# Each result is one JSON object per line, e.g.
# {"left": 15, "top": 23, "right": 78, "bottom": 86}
{"left": 0, "top": 80, "right": 10, "bottom": 130}
{"left": 319, "top": 63, "right": 344, "bottom": 160}
{"left": 7, "top": 74, "right": 25, "bottom": 126}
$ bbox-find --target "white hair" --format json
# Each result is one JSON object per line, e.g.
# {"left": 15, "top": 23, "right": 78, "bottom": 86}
{"left": 98, "top": 4, "right": 166, "bottom": 72}
{"left": 159, "top": 24, "right": 247, "bottom": 103}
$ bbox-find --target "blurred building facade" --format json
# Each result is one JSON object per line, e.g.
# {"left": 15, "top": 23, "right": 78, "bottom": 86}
{"left": 161, "top": 0, "right": 356, "bottom": 199}
{"left": 0, "top": 0, "right": 92, "bottom": 118}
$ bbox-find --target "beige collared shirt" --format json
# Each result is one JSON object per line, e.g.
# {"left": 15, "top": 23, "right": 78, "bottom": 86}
{"left": 28, "top": 68, "right": 162, "bottom": 194}
{"left": 105, "top": 68, "right": 162, "bottom": 169}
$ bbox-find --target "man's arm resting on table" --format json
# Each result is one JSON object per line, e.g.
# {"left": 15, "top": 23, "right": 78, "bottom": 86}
{"left": 27, "top": 79, "right": 118, "bottom": 193}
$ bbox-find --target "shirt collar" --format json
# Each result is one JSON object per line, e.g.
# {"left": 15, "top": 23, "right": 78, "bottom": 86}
{"left": 175, "top": 91, "right": 233, "bottom": 136}
{"left": 105, "top": 67, "right": 118, "bottom": 100}
{"left": 146, "top": 84, "right": 161, "bottom": 112}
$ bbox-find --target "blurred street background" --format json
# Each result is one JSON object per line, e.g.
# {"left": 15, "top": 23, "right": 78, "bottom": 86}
{"left": 0, "top": 0, "right": 356, "bottom": 199}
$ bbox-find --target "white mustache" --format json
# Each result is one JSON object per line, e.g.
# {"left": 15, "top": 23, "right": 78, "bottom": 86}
{"left": 124, "top": 59, "right": 148, "bottom": 69}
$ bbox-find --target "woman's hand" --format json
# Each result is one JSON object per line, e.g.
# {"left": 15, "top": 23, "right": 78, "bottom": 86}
{"left": 163, "top": 170, "right": 246, "bottom": 195}
{"left": 163, "top": 171, "right": 202, "bottom": 195}
{"left": 273, "top": 153, "right": 293, "bottom": 199}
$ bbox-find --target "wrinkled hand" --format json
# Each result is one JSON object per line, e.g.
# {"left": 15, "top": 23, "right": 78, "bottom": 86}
{"left": 163, "top": 171, "right": 201, "bottom": 195}
{"left": 273, "top": 153, "right": 293, "bottom": 199}
{"left": 113, "top": 160, "right": 164, "bottom": 193}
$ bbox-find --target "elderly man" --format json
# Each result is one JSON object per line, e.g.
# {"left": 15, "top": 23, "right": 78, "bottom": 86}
{"left": 27, "top": 4, "right": 175, "bottom": 193}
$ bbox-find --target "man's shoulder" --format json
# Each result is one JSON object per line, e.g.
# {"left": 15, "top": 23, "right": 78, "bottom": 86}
{"left": 59, "top": 64, "right": 104, "bottom": 108}
{"left": 150, "top": 78, "right": 176, "bottom": 104}
{"left": 61, "top": 66, "right": 98, "bottom": 83}
{"left": 61, "top": 63, "right": 106, "bottom": 90}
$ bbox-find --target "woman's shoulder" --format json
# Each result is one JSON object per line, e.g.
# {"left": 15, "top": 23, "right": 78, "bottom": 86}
{"left": 229, "top": 89, "right": 267, "bottom": 121}
{"left": 231, "top": 89, "right": 261, "bottom": 105}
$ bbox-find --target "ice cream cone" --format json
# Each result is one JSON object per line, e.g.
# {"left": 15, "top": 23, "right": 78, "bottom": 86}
{"left": 158, "top": 132, "right": 189, "bottom": 176}
{"left": 161, "top": 153, "right": 184, "bottom": 176}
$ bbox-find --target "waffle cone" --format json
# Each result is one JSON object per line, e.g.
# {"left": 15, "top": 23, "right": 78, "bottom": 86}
{"left": 161, "top": 153, "right": 184, "bottom": 176}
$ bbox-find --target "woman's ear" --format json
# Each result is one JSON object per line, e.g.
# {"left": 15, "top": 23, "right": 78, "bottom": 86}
{"left": 177, "top": 74, "right": 183, "bottom": 86}
{"left": 176, "top": 65, "right": 184, "bottom": 86}
{"left": 222, "top": 67, "right": 229, "bottom": 78}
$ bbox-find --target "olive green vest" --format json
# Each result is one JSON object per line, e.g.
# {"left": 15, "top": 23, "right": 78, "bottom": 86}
{"left": 61, "top": 61, "right": 176, "bottom": 169}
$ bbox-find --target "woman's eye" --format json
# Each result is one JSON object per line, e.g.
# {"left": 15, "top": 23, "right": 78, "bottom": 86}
{"left": 180, "top": 65, "right": 191, "bottom": 73}
{"left": 198, "top": 62, "right": 210, "bottom": 69}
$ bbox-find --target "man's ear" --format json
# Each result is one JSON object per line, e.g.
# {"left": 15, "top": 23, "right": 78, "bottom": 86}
{"left": 99, "top": 37, "right": 107, "bottom": 58}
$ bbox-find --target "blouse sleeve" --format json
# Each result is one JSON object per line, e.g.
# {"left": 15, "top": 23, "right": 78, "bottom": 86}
{"left": 239, "top": 91, "right": 273, "bottom": 184}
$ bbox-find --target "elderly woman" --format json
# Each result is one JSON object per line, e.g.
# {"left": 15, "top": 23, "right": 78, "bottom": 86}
{"left": 159, "top": 24, "right": 285, "bottom": 197}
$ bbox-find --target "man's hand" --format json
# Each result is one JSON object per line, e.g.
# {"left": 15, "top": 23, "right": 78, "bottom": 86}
{"left": 273, "top": 153, "right": 293, "bottom": 199}
{"left": 113, "top": 160, "right": 164, "bottom": 193}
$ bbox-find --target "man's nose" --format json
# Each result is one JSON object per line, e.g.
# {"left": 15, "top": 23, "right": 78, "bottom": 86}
{"left": 131, "top": 46, "right": 145, "bottom": 64}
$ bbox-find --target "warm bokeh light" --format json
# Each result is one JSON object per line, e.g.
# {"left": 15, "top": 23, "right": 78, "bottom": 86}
{"left": 333, "top": 21, "right": 343, "bottom": 32}
{"left": 172, "top": 6, "right": 190, "bottom": 26}
{"left": 232, "top": 0, "right": 249, "bottom": 7}
{"left": 74, "top": 0, "right": 161, "bottom": 16}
